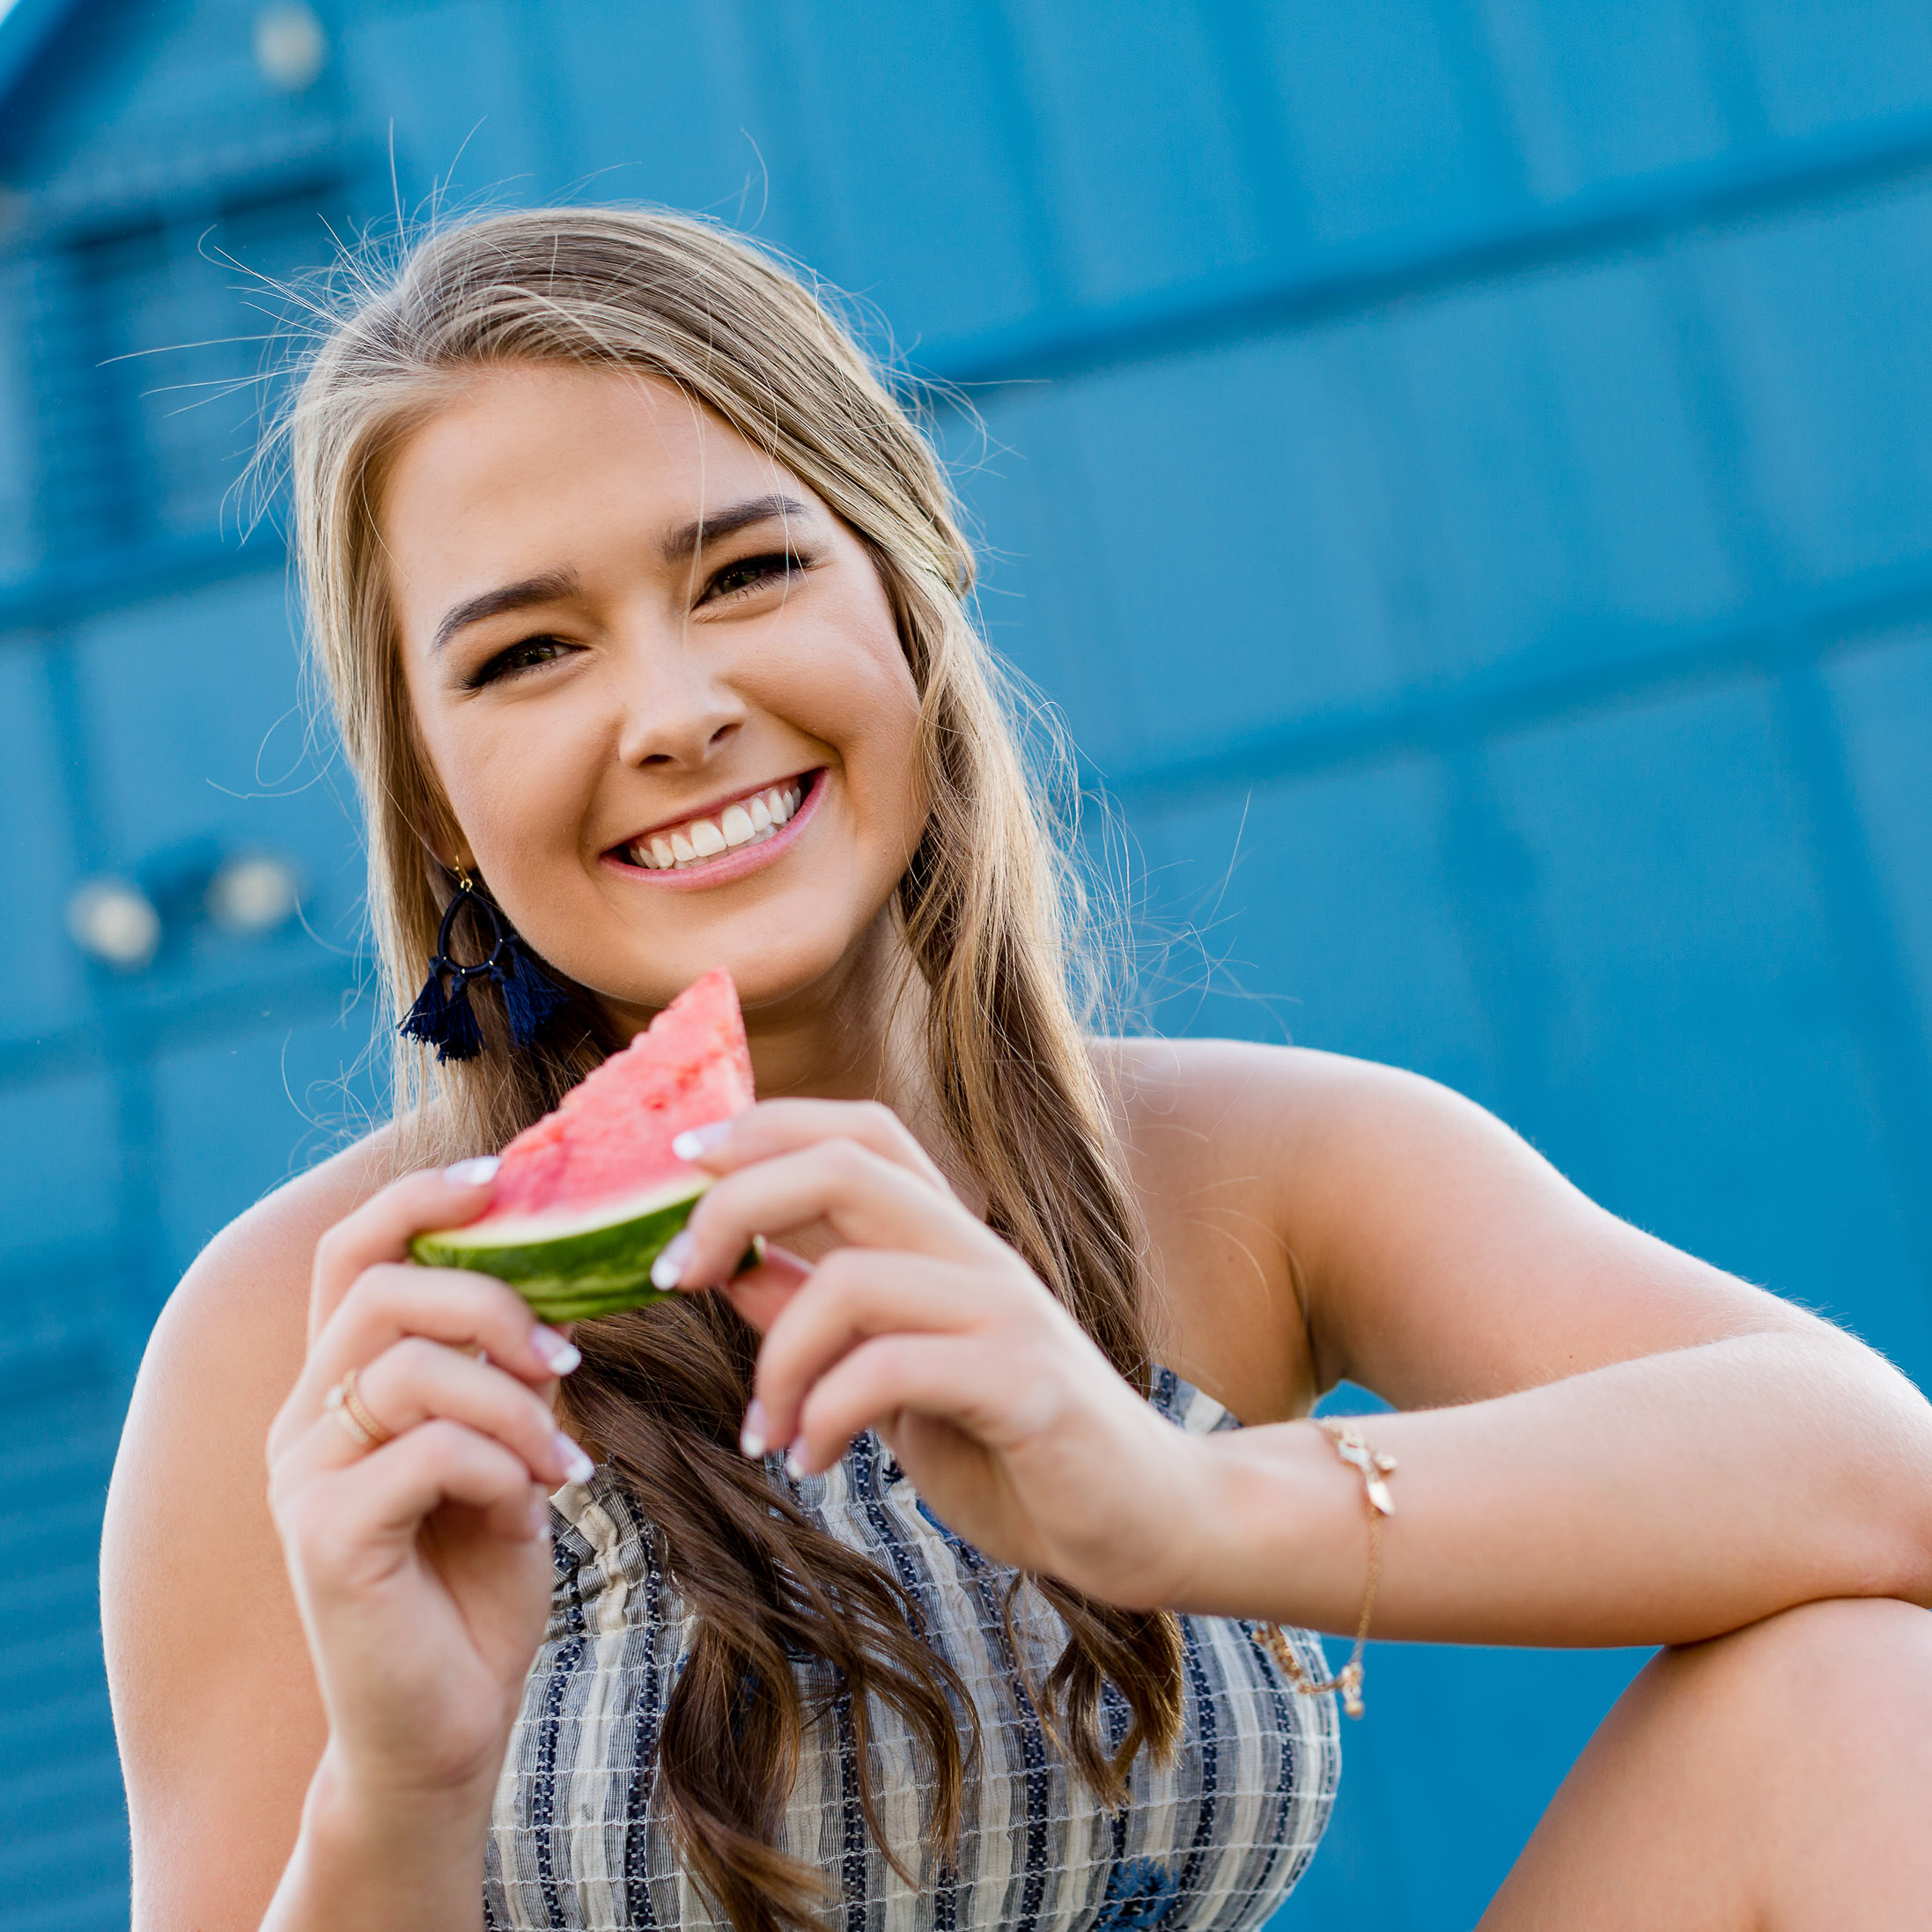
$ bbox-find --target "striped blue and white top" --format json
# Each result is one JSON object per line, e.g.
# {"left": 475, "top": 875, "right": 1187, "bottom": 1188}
{"left": 485, "top": 1369, "right": 1340, "bottom": 1932}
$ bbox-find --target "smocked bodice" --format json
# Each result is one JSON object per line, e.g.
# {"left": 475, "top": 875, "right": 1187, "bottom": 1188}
{"left": 485, "top": 1368, "right": 1338, "bottom": 1932}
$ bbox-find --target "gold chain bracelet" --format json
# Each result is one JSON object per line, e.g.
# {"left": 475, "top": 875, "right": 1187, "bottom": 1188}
{"left": 1255, "top": 1417, "right": 1397, "bottom": 1720}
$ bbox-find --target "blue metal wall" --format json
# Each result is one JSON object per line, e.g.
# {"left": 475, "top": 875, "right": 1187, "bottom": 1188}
{"left": 4, "top": 3, "right": 1930, "bottom": 1926}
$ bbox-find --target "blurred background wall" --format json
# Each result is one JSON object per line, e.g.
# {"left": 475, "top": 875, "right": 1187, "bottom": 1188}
{"left": 4, "top": 1, "right": 1931, "bottom": 1926}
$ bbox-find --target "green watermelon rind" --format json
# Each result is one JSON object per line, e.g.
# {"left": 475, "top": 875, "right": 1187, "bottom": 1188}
{"left": 409, "top": 1176, "right": 708, "bottom": 1322}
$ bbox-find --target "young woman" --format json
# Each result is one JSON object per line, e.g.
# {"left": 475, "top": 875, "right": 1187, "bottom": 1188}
{"left": 103, "top": 209, "right": 1932, "bottom": 1932}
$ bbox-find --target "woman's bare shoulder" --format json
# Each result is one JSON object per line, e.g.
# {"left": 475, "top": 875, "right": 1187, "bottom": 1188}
{"left": 159, "top": 1125, "right": 404, "bottom": 1359}
{"left": 1089, "top": 1029, "right": 1582, "bottom": 1269}
{"left": 1086, "top": 1035, "right": 1496, "bottom": 1324}
{"left": 107, "top": 1124, "right": 409, "bottom": 1655}
{"left": 110, "top": 1122, "right": 408, "bottom": 1559}
{"left": 1090, "top": 1032, "right": 1442, "bottom": 1176}
{"left": 1090, "top": 1034, "right": 1791, "bottom": 1411}
{"left": 1084, "top": 1037, "right": 1409, "bottom": 1417}
{"left": 104, "top": 1126, "right": 412, "bottom": 1921}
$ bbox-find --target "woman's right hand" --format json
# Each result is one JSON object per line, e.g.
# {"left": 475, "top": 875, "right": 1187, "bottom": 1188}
{"left": 264, "top": 1160, "right": 590, "bottom": 1815}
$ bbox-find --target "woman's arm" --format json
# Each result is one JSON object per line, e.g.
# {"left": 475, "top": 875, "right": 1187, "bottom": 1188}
{"left": 1194, "top": 1324, "right": 1932, "bottom": 1645}
{"left": 1173, "top": 1045, "right": 1932, "bottom": 1644}
{"left": 103, "top": 1146, "right": 578, "bottom": 1931}
{"left": 667, "top": 1074, "right": 1932, "bottom": 1650}
{"left": 104, "top": 1161, "right": 352, "bottom": 1928}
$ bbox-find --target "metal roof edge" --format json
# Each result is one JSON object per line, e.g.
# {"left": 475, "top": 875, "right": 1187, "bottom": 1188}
{"left": 0, "top": 0, "right": 89, "bottom": 121}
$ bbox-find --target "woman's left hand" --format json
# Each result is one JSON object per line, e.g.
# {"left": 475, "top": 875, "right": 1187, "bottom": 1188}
{"left": 659, "top": 1098, "right": 1214, "bottom": 1610}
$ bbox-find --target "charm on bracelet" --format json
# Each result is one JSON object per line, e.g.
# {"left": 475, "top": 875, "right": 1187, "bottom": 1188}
{"left": 1257, "top": 1418, "right": 1397, "bottom": 1719}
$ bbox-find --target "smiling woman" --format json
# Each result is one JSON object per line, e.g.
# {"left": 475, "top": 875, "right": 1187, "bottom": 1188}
{"left": 382, "top": 359, "right": 928, "bottom": 1011}
{"left": 100, "top": 205, "right": 1932, "bottom": 1932}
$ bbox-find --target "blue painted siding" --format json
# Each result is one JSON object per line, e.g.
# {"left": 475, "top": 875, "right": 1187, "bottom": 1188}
{"left": 2, "top": 4, "right": 1928, "bottom": 1927}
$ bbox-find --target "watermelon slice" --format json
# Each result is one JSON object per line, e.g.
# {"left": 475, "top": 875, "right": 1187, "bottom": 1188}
{"left": 410, "top": 966, "right": 755, "bottom": 1321}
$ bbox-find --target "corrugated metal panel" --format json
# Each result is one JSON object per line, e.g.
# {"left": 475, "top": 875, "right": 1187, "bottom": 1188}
{"left": 2, "top": 3, "right": 1928, "bottom": 1926}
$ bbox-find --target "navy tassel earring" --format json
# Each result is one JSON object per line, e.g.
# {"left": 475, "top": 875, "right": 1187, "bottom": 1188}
{"left": 400, "top": 871, "right": 569, "bottom": 1062}
{"left": 498, "top": 943, "right": 571, "bottom": 1047}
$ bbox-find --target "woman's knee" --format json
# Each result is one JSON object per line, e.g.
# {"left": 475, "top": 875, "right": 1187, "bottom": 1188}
{"left": 1486, "top": 1600, "right": 1932, "bottom": 1928}
{"left": 1671, "top": 1594, "right": 1932, "bottom": 1690}
{"left": 1649, "top": 1595, "right": 1932, "bottom": 1771}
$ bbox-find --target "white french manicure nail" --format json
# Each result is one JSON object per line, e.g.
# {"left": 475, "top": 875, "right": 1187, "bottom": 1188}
{"left": 740, "top": 1398, "right": 769, "bottom": 1460}
{"left": 650, "top": 1229, "right": 695, "bottom": 1291}
{"left": 445, "top": 1155, "right": 501, "bottom": 1187}
{"left": 531, "top": 1326, "right": 581, "bottom": 1375}
{"left": 555, "top": 1432, "right": 594, "bottom": 1485}
{"left": 672, "top": 1120, "right": 734, "bottom": 1161}
{"left": 785, "top": 1439, "right": 808, "bottom": 1480}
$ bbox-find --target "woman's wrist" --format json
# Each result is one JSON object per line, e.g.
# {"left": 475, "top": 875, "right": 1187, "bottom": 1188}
{"left": 262, "top": 1742, "right": 496, "bottom": 1932}
{"left": 1168, "top": 1420, "right": 1375, "bottom": 1631}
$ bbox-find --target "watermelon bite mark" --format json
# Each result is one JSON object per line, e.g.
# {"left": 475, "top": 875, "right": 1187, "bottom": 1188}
{"left": 410, "top": 966, "right": 755, "bottom": 1321}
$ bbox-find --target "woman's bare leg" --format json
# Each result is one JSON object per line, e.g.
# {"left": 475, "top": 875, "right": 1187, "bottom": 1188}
{"left": 1480, "top": 1596, "right": 1932, "bottom": 1930}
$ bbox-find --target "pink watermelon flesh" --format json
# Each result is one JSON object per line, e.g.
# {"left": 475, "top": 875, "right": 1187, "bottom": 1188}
{"left": 410, "top": 966, "right": 755, "bottom": 1316}
{"left": 489, "top": 965, "right": 754, "bottom": 1226}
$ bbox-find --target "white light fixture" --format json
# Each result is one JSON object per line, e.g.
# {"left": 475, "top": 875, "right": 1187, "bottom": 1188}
{"left": 206, "top": 852, "right": 303, "bottom": 934}
{"left": 67, "top": 879, "right": 163, "bottom": 970}
{"left": 254, "top": 3, "right": 328, "bottom": 91}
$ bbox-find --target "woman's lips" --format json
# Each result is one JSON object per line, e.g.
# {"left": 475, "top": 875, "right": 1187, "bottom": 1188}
{"left": 601, "top": 771, "right": 824, "bottom": 891}
{"left": 620, "top": 775, "right": 807, "bottom": 869}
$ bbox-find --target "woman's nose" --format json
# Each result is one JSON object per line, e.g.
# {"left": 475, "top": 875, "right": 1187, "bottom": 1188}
{"left": 611, "top": 634, "right": 748, "bottom": 770}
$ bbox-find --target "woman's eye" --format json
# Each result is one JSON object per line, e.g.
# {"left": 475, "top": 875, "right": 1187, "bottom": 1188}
{"left": 704, "top": 550, "right": 806, "bottom": 603}
{"left": 468, "top": 637, "right": 571, "bottom": 688}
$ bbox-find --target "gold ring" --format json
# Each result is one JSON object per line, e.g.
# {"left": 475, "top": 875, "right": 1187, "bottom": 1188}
{"left": 323, "top": 1366, "right": 393, "bottom": 1450}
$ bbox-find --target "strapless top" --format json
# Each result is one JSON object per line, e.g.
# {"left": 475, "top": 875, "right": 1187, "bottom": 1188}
{"left": 484, "top": 1368, "right": 1339, "bottom": 1932}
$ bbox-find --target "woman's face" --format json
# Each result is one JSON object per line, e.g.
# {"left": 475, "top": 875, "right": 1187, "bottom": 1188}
{"left": 382, "top": 363, "right": 925, "bottom": 1029}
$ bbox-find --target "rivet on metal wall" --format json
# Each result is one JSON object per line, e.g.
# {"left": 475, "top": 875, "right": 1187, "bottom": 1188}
{"left": 253, "top": 3, "right": 328, "bottom": 92}
{"left": 205, "top": 852, "right": 303, "bottom": 935}
{"left": 67, "top": 879, "right": 163, "bottom": 970}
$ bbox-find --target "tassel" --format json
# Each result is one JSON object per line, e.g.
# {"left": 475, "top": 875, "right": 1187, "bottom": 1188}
{"left": 398, "top": 960, "right": 454, "bottom": 1047}
{"left": 398, "top": 956, "right": 485, "bottom": 1062}
{"left": 434, "top": 977, "right": 485, "bottom": 1061}
{"left": 401, "top": 878, "right": 564, "bottom": 1062}
{"left": 498, "top": 944, "right": 570, "bottom": 1049}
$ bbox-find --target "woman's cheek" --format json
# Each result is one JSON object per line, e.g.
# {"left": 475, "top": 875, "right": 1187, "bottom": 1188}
{"left": 444, "top": 726, "right": 601, "bottom": 891}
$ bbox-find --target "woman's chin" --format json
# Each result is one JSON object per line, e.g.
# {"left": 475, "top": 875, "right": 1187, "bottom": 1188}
{"left": 582, "top": 894, "right": 893, "bottom": 1028}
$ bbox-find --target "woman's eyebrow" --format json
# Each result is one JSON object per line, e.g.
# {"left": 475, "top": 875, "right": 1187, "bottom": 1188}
{"left": 431, "top": 569, "right": 581, "bottom": 655}
{"left": 425, "top": 496, "right": 809, "bottom": 653}
{"left": 662, "top": 493, "right": 811, "bottom": 564}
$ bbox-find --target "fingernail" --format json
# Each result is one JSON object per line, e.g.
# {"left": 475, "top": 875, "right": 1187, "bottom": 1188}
{"left": 531, "top": 1326, "right": 582, "bottom": 1375}
{"left": 785, "top": 1437, "right": 809, "bottom": 1480}
{"left": 672, "top": 1120, "right": 734, "bottom": 1161}
{"left": 555, "top": 1431, "right": 594, "bottom": 1485}
{"left": 529, "top": 1493, "right": 553, "bottom": 1538}
{"left": 445, "top": 1155, "right": 501, "bottom": 1187}
{"left": 650, "top": 1229, "right": 695, "bottom": 1291}
{"left": 740, "top": 1398, "right": 768, "bottom": 1459}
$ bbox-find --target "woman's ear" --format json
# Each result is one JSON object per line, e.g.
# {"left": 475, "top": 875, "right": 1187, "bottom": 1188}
{"left": 417, "top": 793, "right": 475, "bottom": 886}
{"left": 407, "top": 756, "right": 470, "bottom": 880}
{"left": 417, "top": 834, "right": 476, "bottom": 892}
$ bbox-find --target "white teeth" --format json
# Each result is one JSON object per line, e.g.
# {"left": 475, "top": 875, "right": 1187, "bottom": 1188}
{"left": 627, "top": 778, "right": 811, "bottom": 873}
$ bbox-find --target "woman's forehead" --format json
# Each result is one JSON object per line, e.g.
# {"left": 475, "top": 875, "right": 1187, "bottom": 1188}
{"left": 389, "top": 363, "right": 790, "bottom": 505}
{"left": 379, "top": 365, "right": 815, "bottom": 618}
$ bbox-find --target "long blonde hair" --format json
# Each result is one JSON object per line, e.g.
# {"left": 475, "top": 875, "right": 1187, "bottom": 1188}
{"left": 287, "top": 206, "right": 1180, "bottom": 1931}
